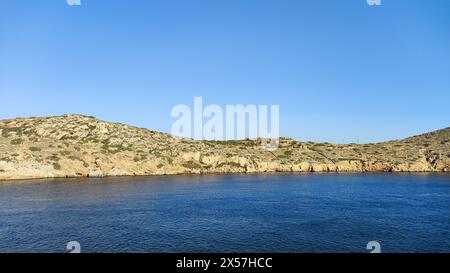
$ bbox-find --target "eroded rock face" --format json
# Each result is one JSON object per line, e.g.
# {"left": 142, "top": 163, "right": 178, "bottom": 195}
{"left": 0, "top": 114, "right": 449, "bottom": 180}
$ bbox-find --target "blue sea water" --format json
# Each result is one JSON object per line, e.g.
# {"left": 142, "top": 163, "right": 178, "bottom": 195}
{"left": 0, "top": 173, "right": 449, "bottom": 253}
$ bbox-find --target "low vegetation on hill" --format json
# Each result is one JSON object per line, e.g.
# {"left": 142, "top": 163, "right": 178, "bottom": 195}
{"left": 0, "top": 114, "right": 449, "bottom": 180}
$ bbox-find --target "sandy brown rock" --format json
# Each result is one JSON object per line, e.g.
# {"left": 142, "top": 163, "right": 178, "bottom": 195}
{"left": 0, "top": 114, "right": 449, "bottom": 181}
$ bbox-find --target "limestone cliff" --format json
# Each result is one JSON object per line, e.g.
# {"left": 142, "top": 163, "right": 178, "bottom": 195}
{"left": 0, "top": 114, "right": 449, "bottom": 180}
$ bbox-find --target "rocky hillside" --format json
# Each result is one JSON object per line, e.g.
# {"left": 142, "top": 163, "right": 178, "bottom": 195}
{"left": 0, "top": 114, "right": 449, "bottom": 180}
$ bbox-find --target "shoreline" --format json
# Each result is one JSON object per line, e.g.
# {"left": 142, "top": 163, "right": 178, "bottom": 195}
{"left": 1, "top": 169, "right": 449, "bottom": 182}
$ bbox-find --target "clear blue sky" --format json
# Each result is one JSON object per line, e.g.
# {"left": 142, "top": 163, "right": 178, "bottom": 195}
{"left": 1, "top": 0, "right": 449, "bottom": 143}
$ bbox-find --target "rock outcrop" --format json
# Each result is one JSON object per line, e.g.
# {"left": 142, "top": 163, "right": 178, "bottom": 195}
{"left": 0, "top": 114, "right": 449, "bottom": 180}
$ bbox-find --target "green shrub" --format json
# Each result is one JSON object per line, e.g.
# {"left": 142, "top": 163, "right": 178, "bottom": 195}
{"left": 182, "top": 161, "right": 201, "bottom": 169}
{"left": 46, "top": 154, "right": 60, "bottom": 161}
{"left": 102, "top": 143, "right": 130, "bottom": 154}
{"left": 1, "top": 127, "right": 23, "bottom": 137}
{"left": 53, "top": 162, "right": 61, "bottom": 170}
{"left": 10, "top": 138, "right": 23, "bottom": 145}
{"left": 133, "top": 154, "right": 147, "bottom": 162}
{"left": 29, "top": 147, "right": 41, "bottom": 152}
{"left": 216, "top": 162, "right": 242, "bottom": 168}
{"left": 0, "top": 157, "right": 12, "bottom": 163}
{"left": 68, "top": 155, "right": 81, "bottom": 161}
{"left": 59, "top": 151, "right": 71, "bottom": 156}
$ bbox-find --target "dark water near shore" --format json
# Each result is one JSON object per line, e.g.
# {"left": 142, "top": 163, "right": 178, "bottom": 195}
{"left": 0, "top": 173, "right": 449, "bottom": 253}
